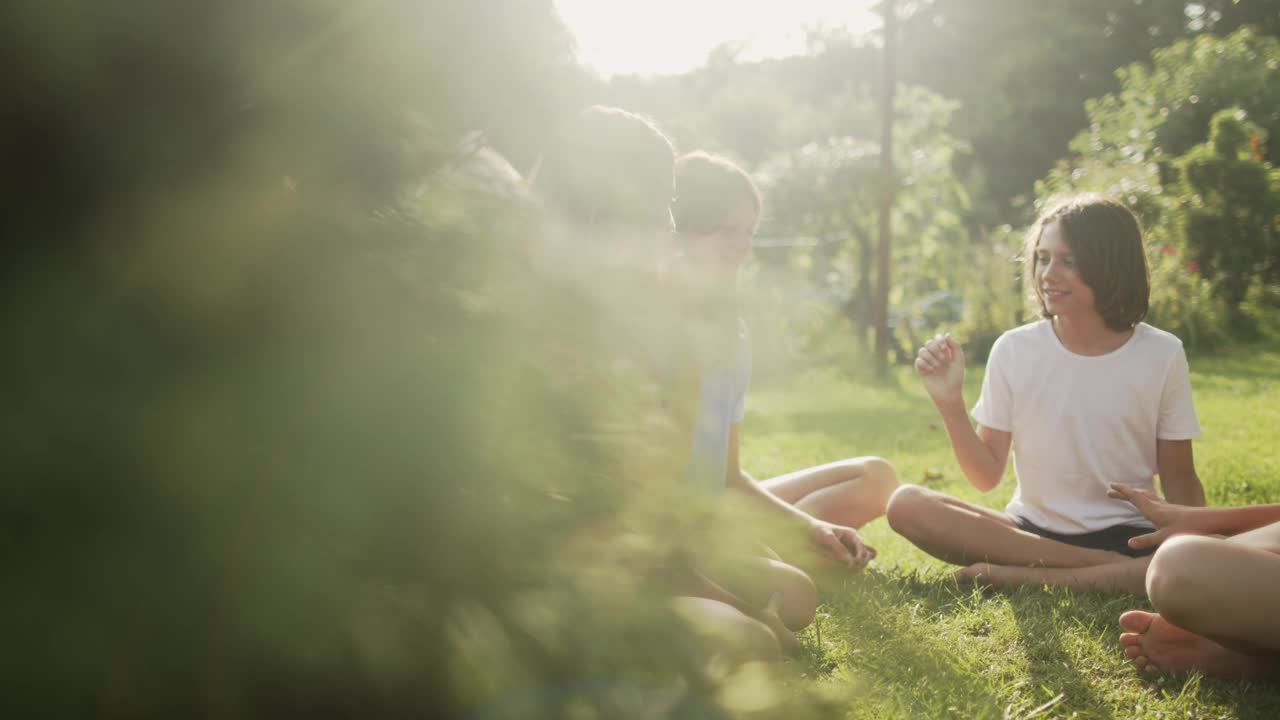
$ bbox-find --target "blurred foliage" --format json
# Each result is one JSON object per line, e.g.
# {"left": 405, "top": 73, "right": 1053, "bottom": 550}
{"left": 1146, "top": 240, "right": 1234, "bottom": 350}
{"left": 897, "top": 0, "right": 1280, "bottom": 225}
{"left": 1040, "top": 28, "right": 1280, "bottom": 350}
{"left": 757, "top": 87, "right": 980, "bottom": 364}
{"left": 1175, "top": 108, "right": 1280, "bottom": 334}
{"left": 1, "top": 1, "right": 841, "bottom": 718}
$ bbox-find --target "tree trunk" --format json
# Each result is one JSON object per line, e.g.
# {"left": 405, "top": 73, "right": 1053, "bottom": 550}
{"left": 850, "top": 225, "right": 873, "bottom": 338}
{"left": 874, "top": 0, "right": 897, "bottom": 376}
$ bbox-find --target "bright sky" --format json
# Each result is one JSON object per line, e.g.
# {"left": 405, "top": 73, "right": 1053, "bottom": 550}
{"left": 554, "top": 0, "right": 881, "bottom": 78}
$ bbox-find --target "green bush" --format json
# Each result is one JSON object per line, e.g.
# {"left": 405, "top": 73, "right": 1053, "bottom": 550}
{"left": 1145, "top": 242, "right": 1232, "bottom": 351}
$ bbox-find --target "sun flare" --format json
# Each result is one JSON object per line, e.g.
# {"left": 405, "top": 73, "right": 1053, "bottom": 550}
{"left": 554, "top": 0, "right": 880, "bottom": 77}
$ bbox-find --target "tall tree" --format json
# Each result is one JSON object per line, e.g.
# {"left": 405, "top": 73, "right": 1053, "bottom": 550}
{"left": 875, "top": 0, "right": 898, "bottom": 375}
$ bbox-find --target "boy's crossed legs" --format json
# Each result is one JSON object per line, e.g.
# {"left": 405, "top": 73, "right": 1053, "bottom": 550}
{"left": 885, "top": 484, "right": 1145, "bottom": 592}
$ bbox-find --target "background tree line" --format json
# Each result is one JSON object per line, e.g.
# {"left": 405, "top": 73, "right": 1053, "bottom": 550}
{"left": 603, "top": 0, "right": 1280, "bottom": 366}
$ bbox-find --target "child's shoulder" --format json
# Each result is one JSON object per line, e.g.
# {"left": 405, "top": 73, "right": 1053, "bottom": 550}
{"left": 998, "top": 319, "right": 1051, "bottom": 340}
{"left": 981, "top": 320, "right": 1053, "bottom": 369}
{"left": 992, "top": 319, "right": 1052, "bottom": 351}
{"left": 1132, "top": 321, "right": 1182, "bottom": 344}
{"left": 1130, "top": 322, "right": 1186, "bottom": 356}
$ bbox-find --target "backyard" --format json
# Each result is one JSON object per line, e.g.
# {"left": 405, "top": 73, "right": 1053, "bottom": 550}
{"left": 742, "top": 345, "right": 1280, "bottom": 719}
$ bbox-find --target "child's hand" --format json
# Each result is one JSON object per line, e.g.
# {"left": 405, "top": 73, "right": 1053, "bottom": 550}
{"left": 809, "top": 520, "right": 875, "bottom": 569}
{"left": 915, "top": 333, "right": 965, "bottom": 404}
{"left": 1107, "top": 483, "right": 1210, "bottom": 550}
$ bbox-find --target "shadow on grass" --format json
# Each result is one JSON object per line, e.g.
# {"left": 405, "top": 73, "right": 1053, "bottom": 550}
{"left": 804, "top": 551, "right": 1280, "bottom": 719}
{"left": 813, "top": 570, "right": 1010, "bottom": 719}
{"left": 1003, "top": 589, "right": 1129, "bottom": 720}
{"left": 1181, "top": 676, "right": 1280, "bottom": 720}
{"left": 817, "top": 569, "right": 1278, "bottom": 719}
{"left": 1115, "top": 625, "right": 1280, "bottom": 720}
{"left": 1001, "top": 588, "right": 1280, "bottom": 720}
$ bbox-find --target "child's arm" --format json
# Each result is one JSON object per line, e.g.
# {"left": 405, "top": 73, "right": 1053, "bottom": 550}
{"left": 1187, "top": 505, "right": 1280, "bottom": 533}
{"left": 916, "top": 334, "right": 1012, "bottom": 492}
{"left": 724, "top": 426, "right": 874, "bottom": 568}
{"left": 1109, "top": 483, "right": 1280, "bottom": 549}
{"left": 1155, "top": 439, "right": 1206, "bottom": 507}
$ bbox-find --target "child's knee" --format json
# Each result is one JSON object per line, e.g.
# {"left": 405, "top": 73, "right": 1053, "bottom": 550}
{"left": 671, "top": 597, "right": 781, "bottom": 662}
{"left": 1146, "top": 535, "right": 1221, "bottom": 616}
{"left": 768, "top": 562, "right": 818, "bottom": 630}
{"left": 885, "top": 483, "right": 931, "bottom": 533}
{"left": 859, "top": 456, "right": 900, "bottom": 507}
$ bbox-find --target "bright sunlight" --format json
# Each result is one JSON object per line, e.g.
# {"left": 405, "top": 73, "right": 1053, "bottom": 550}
{"left": 555, "top": 0, "right": 880, "bottom": 77}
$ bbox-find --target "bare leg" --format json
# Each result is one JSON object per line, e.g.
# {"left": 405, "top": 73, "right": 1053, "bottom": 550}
{"left": 956, "top": 557, "right": 1150, "bottom": 594}
{"left": 885, "top": 484, "right": 1129, "bottom": 568}
{"left": 1118, "top": 612, "right": 1275, "bottom": 679}
{"left": 760, "top": 456, "right": 899, "bottom": 529}
{"left": 1118, "top": 523, "right": 1280, "bottom": 678}
{"left": 953, "top": 520, "right": 1280, "bottom": 594}
{"left": 671, "top": 596, "right": 781, "bottom": 662}
{"left": 711, "top": 556, "right": 818, "bottom": 632}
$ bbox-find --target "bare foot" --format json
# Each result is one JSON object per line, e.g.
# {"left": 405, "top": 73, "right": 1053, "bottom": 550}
{"left": 955, "top": 558, "right": 1146, "bottom": 594}
{"left": 1118, "top": 610, "right": 1273, "bottom": 679}
{"left": 954, "top": 563, "right": 997, "bottom": 587}
{"left": 955, "top": 563, "right": 1081, "bottom": 591}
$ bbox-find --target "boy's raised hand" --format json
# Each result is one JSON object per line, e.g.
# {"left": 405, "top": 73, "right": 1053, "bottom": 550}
{"left": 915, "top": 333, "right": 965, "bottom": 404}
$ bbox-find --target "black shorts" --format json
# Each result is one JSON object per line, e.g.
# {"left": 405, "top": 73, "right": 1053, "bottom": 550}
{"left": 1014, "top": 517, "right": 1156, "bottom": 558}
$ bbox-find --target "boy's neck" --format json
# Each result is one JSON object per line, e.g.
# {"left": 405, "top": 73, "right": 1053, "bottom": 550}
{"left": 1051, "top": 313, "right": 1133, "bottom": 356}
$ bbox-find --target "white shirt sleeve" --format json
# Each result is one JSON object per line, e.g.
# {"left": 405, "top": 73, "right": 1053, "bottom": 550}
{"left": 1157, "top": 345, "right": 1202, "bottom": 440}
{"left": 972, "top": 334, "right": 1014, "bottom": 432}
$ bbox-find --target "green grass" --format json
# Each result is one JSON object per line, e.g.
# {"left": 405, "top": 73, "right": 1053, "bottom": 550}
{"left": 742, "top": 346, "right": 1280, "bottom": 719}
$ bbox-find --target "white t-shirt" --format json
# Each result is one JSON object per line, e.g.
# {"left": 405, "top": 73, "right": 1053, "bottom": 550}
{"left": 972, "top": 320, "right": 1201, "bottom": 534}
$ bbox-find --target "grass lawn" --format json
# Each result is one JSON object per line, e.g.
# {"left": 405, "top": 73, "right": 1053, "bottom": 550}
{"left": 741, "top": 345, "right": 1280, "bottom": 719}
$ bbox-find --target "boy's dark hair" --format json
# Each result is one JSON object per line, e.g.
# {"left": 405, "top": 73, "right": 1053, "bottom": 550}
{"left": 672, "top": 152, "right": 761, "bottom": 235}
{"left": 530, "top": 106, "right": 675, "bottom": 228}
{"left": 1024, "top": 193, "right": 1150, "bottom": 331}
